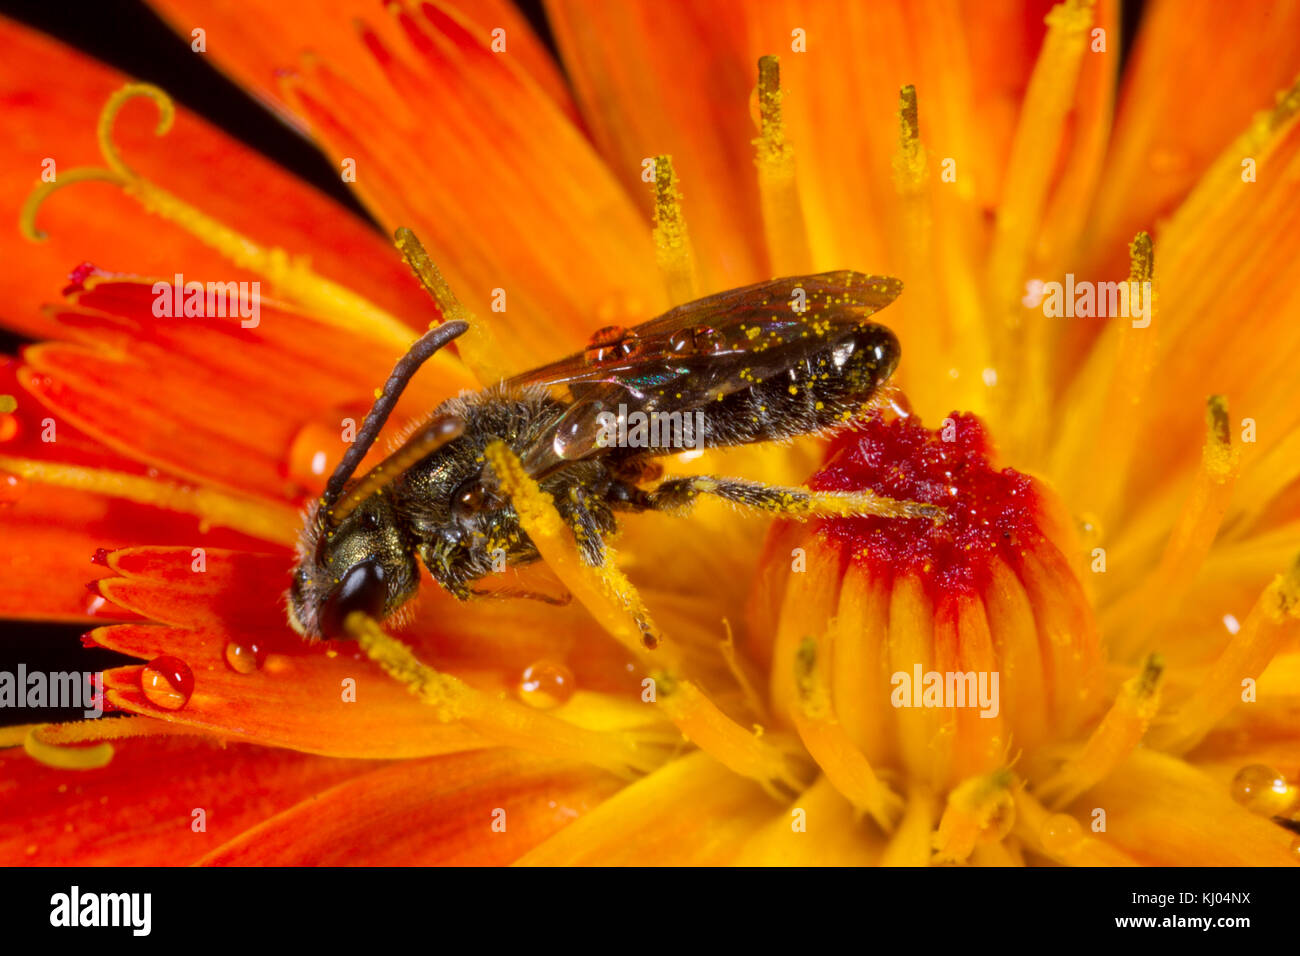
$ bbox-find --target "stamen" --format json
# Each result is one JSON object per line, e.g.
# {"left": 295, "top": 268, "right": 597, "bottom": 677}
{"left": 1061, "top": 232, "right": 1160, "bottom": 521}
{"left": 344, "top": 610, "right": 657, "bottom": 776}
{"left": 1107, "top": 394, "right": 1240, "bottom": 659}
{"left": 1036, "top": 653, "right": 1164, "bottom": 808}
{"left": 892, "top": 85, "right": 927, "bottom": 195}
{"left": 0, "top": 455, "right": 298, "bottom": 546}
{"left": 790, "top": 637, "right": 903, "bottom": 829}
{"left": 652, "top": 676, "right": 808, "bottom": 799}
{"left": 22, "top": 729, "right": 113, "bottom": 771}
{"left": 932, "top": 768, "right": 1016, "bottom": 863}
{"left": 393, "top": 227, "right": 505, "bottom": 385}
{"left": 719, "top": 618, "right": 767, "bottom": 720}
{"left": 483, "top": 439, "right": 662, "bottom": 652}
{"left": 649, "top": 154, "right": 698, "bottom": 305}
{"left": 21, "top": 83, "right": 415, "bottom": 349}
{"left": 752, "top": 56, "right": 812, "bottom": 274}
{"left": 1160, "top": 74, "right": 1300, "bottom": 268}
{"left": 1148, "top": 552, "right": 1300, "bottom": 754}
{"left": 484, "top": 439, "right": 808, "bottom": 796}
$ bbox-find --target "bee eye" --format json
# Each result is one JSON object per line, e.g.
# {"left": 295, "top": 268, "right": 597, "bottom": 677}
{"left": 357, "top": 511, "right": 380, "bottom": 532}
{"left": 319, "top": 559, "right": 387, "bottom": 639}
{"left": 451, "top": 477, "right": 494, "bottom": 520}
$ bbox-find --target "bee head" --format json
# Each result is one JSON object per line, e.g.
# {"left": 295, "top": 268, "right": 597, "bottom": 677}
{"left": 285, "top": 318, "right": 470, "bottom": 640}
{"left": 288, "top": 494, "right": 419, "bottom": 641}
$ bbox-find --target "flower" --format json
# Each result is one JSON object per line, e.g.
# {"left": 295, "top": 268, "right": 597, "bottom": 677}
{"left": 2, "top": 0, "right": 1300, "bottom": 866}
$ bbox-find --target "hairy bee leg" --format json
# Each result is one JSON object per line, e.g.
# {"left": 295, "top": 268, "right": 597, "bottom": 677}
{"left": 644, "top": 475, "right": 945, "bottom": 522}
{"left": 559, "top": 486, "right": 610, "bottom": 568}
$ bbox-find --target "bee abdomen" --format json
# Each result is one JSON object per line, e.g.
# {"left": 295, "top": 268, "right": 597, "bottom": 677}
{"left": 694, "top": 324, "right": 900, "bottom": 448}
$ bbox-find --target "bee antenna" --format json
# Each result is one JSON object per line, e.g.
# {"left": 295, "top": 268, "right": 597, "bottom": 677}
{"left": 321, "top": 319, "right": 469, "bottom": 516}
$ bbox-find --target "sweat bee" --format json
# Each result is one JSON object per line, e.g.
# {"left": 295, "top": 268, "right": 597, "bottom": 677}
{"left": 288, "top": 250, "right": 940, "bottom": 641}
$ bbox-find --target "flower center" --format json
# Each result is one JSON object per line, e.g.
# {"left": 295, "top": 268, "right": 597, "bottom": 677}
{"left": 810, "top": 412, "right": 1042, "bottom": 596}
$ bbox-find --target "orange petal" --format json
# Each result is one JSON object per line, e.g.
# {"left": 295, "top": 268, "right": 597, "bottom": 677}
{"left": 0, "top": 735, "right": 382, "bottom": 865}
{"left": 0, "top": 17, "right": 438, "bottom": 343}
{"left": 1082, "top": 0, "right": 1300, "bottom": 276}
{"left": 145, "top": 0, "right": 579, "bottom": 129}
{"left": 198, "top": 749, "right": 623, "bottom": 864}
{"left": 544, "top": 0, "right": 767, "bottom": 290}
{"left": 270, "top": 4, "right": 666, "bottom": 371}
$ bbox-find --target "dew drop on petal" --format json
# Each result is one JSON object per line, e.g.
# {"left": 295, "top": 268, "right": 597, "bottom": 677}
{"left": 224, "top": 640, "right": 267, "bottom": 674}
{"left": 518, "top": 660, "right": 575, "bottom": 709}
{"left": 141, "top": 656, "right": 194, "bottom": 710}
{"left": 286, "top": 420, "right": 342, "bottom": 489}
{"left": 0, "top": 470, "right": 27, "bottom": 504}
{"left": 1039, "top": 813, "right": 1083, "bottom": 855}
{"left": 1230, "top": 764, "right": 1295, "bottom": 816}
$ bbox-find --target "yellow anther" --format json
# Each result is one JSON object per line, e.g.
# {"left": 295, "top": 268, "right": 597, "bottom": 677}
{"left": 393, "top": 227, "right": 505, "bottom": 386}
{"left": 1037, "top": 653, "right": 1164, "bottom": 808}
{"left": 1149, "top": 552, "right": 1300, "bottom": 753}
{"left": 933, "top": 769, "right": 1016, "bottom": 863}
{"left": 21, "top": 83, "right": 415, "bottom": 349}
{"left": 650, "top": 154, "right": 698, "bottom": 305}
{"left": 892, "top": 84, "right": 927, "bottom": 194}
{"left": 752, "top": 56, "right": 812, "bottom": 274}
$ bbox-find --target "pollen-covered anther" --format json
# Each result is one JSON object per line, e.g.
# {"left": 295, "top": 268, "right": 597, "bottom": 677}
{"left": 648, "top": 154, "right": 698, "bottom": 305}
{"left": 751, "top": 55, "right": 812, "bottom": 274}
{"left": 932, "top": 769, "right": 1016, "bottom": 863}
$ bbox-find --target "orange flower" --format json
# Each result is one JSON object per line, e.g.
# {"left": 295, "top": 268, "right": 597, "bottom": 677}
{"left": 2, "top": 0, "right": 1300, "bottom": 866}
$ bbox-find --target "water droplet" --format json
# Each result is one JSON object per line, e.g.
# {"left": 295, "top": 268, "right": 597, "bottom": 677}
{"left": 1230, "top": 764, "right": 1295, "bottom": 816}
{"left": 0, "top": 470, "right": 26, "bottom": 504}
{"left": 141, "top": 656, "right": 194, "bottom": 710}
{"left": 224, "top": 640, "right": 267, "bottom": 674}
{"left": 286, "top": 420, "right": 343, "bottom": 489}
{"left": 1077, "top": 512, "right": 1104, "bottom": 549}
{"left": 518, "top": 660, "right": 575, "bottom": 709}
{"left": 667, "top": 325, "right": 724, "bottom": 356}
{"left": 584, "top": 326, "right": 641, "bottom": 365}
{"left": 1040, "top": 813, "right": 1083, "bottom": 855}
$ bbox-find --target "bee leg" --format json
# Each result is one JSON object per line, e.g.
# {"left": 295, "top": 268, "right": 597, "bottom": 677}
{"left": 644, "top": 475, "right": 945, "bottom": 523}
{"left": 558, "top": 486, "right": 609, "bottom": 568}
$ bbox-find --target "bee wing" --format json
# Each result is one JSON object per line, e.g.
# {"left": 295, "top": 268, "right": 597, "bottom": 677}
{"left": 508, "top": 272, "right": 903, "bottom": 474}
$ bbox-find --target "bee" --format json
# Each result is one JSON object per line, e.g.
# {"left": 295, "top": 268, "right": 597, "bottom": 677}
{"left": 288, "top": 264, "right": 940, "bottom": 641}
